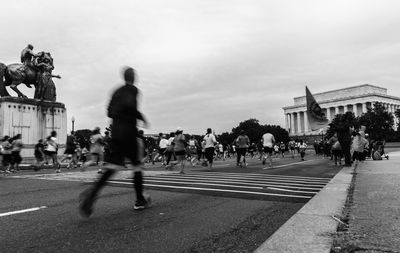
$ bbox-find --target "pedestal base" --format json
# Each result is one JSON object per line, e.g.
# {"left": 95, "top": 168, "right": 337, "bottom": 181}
{"left": 0, "top": 97, "right": 67, "bottom": 158}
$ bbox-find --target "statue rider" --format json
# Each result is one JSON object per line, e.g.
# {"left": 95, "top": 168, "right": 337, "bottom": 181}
{"left": 20, "top": 44, "right": 39, "bottom": 67}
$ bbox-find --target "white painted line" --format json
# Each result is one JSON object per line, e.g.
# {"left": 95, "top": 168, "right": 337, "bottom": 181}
{"left": 144, "top": 179, "right": 264, "bottom": 190}
{"left": 267, "top": 187, "right": 317, "bottom": 194}
{"left": 108, "top": 181, "right": 312, "bottom": 199}
{"left": 185, "top": 169, "right": 330, "bottom": 181}
{"left": 142, "top": 179, "right": 323, "bottom": 193}
{"left": 149, "top": 175, "right": 327, "bottom": 187}
{"left": 262, "top": 159, "right": 316, "bottom": 170}
{"left": 157, "top": 173, "right": 330, "bottom": 184}
{"left": 0, "top": 206, "right": 48, "bottom": 217}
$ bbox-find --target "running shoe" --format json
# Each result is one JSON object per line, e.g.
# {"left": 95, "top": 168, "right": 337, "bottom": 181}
{"left": 134, "top": 195, "right": 151, "bottom": 210}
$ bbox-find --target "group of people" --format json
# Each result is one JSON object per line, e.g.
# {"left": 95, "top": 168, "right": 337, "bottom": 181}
{"left": 0, "top": 134, "right": 23, "bottom": 173}
{"left": 315, "top": 125, "right": 389, "bottom": 167}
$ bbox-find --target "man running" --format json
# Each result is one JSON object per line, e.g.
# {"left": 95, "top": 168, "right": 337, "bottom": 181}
{"left": 235, "top": 130, "right": 250, "bottom": 167}
{"left": 262, "top": 130, "right": 275, "bottom": 168}
{"left": 203, "top": 128, "right": 217, "bottom": 170}
{"left": 79, "top": 67, "right": 149, "bottom": 218}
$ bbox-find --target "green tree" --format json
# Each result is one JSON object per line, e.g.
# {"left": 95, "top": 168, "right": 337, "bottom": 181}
{"left": 327, "top": 111, "right": 357, "bottom": 138}
{"left": 358, "top": 102, "right": 394, "bottom": 140}
{"left": 395, "top": 108, "right": 400, "bottom": 131}
{"left": 75, "top": 129, "right": 92, "bottom": 148}
{"left": 219, "top": 118, "right": 290, "bottom": 145}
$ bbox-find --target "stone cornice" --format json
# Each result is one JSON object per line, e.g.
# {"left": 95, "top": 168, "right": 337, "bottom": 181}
{"left": 0, "top": 97, "right": 65, "bottom": 109}
{"left": 293, "top": 84, "right": 386, "bottom": 100}
{"left": 282, "top": 93, "right": 400, "bottom": 110}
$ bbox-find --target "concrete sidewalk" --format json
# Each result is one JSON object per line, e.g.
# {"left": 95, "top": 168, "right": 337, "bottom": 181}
{"left": 332, "top": 151, "right": 400, "bottom": 252}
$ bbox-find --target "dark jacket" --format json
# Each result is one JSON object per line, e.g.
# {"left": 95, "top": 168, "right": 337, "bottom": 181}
{"left": 108, "top": 84, "right": 145, "bottom": 125}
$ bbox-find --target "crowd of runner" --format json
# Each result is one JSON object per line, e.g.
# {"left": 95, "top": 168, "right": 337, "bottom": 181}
{"left": 0, "top": 67, "right": 393, "bottom": 217}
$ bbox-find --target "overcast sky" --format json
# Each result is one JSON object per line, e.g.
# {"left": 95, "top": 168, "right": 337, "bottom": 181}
{"left": 1, "top": 0, "right": 400, "bottom": 135}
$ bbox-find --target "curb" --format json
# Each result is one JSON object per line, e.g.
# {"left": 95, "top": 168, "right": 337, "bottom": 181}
{"left": 254, "top": 165, "right": 355, "bottom": 253}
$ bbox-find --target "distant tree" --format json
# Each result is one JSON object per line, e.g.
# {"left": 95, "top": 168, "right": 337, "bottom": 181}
{"left": 358, "top": 102, "right": 394, "bottom": 140}
{"left": 226, "top": 118, "right": 290, "bottom": 145}
{"left": 219, "top": 132, "right": 235, "bottom": 146}
{"left": 75, "top": 129, "right": 92, "bottom": 148}
{"left": 327, "top": 111, "right": 357, "bottom": 138}
{"left": 395, "top": 108, "right": 400, "bottom": 131}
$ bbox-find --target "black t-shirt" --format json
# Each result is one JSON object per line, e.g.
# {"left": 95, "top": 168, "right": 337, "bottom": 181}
{"left": 34, "top": 143, "right": 44, "bottom": 157}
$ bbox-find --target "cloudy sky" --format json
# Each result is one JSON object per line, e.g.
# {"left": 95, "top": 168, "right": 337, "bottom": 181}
{"left": 1, "top": 0, "right": 400, "bottom": 135}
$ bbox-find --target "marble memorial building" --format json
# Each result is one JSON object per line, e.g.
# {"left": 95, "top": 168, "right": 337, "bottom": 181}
{"left": 283, "top": 84, "right": 400, "bottom": 136}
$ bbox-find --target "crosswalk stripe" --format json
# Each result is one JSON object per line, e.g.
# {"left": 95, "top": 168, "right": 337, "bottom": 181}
{"left": 267, "top": 187, "right": 317, "bottom": 194}
{"left": 147, "top": 175, "right": 327, "bottom": 187}
{"left": 181, "top": 171, "right": 331, "bottom": 181}
{"left": 120, "top": 178, "right": 322, "bottom": 192}
{"left": 107, "top": 181, "right": 313, "bottom": 199}
{"left": 141, "top": 177, "right": 326, "bottom": 188}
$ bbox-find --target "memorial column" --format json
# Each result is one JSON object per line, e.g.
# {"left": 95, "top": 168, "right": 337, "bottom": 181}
{"left": 362, "top": 103, "right": 367, "bottom": 113}
{"left": 353, "top": 104, "right": 358, "bottom": 116}
{"left": 326, "top": 107, "right": 331, "bottom": 121}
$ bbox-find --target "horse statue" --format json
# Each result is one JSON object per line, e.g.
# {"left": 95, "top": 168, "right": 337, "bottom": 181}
{"left": 0, "top": 52, "right": 60, "bottom": 101}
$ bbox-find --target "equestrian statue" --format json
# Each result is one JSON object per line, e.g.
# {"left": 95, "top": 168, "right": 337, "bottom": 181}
{"left": 0, "top": 44, "right": 61, "bottom": 102}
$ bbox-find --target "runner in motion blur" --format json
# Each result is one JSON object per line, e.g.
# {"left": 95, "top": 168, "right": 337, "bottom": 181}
{"left": 79, "top": 67, "right": 150, "bottom": 218}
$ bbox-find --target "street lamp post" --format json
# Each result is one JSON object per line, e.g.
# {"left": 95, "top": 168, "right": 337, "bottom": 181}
{"left": 72, "top": 116, "right": 75, "bottom": 132}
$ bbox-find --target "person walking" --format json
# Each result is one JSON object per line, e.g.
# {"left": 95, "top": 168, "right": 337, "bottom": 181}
{"left": 165, "top": 132, "right": 176, "bottom": 166}
{"left": 329, "top": 133, "right": 342, "bottom": 166}
{"left": 203, "top": 128, "right": 217, "bottom": 170}
{"left": 188, "top": 135, "right": 200, "bottom": 166}
{"left": 10, "top": 134, "right": 24, "bottom": 172}
{"left": 63, "top": 131, "right": 78, "bottom": 169}
{"left": 82, "top": 127, "right": 105, "bottom": 174}
{"left": 262, "top": 131, "right": 275, "bottom": 168}
{"left": 235, "top": 130, "right": 250, "bottom": 167}
{"left": 1, "top": 136, "right": 12, "bottom": 173}
{"left": 153, "top": 134, "right": 168, "bottom": 165}
{"left": 79, "top": 67, "right": 150, "bottom": 218}
{"left": 288, "top": 139, "right": 296, "bottom": 159}
{"left": 298, "top": 140, "right": 307, "bottom": 161}
{"left": 44, "top": 130, "right": 61, "bottom": 173}
{"left": 33, "top": 139, "right": 46, "bottom": 171}
{"left": 166, "top": 128, "right": 187, "bottom": 173}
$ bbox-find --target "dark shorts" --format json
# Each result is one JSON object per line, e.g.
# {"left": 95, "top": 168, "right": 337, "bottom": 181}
{"left": 237, "top": 147, "right": 247, "bottom": 156}
{"left": 2, "top": 154, "right": 11, "bottom": 166}
{"left": 44, "top": 150, "right": 57, "bottom": 156}
{"left": 64, "top": 147, "right": 76, "bottom": 154}
{"left": 332, "top": 150, "right": 342, "bottom": 156}
{"left": 106, "top": 128, "right": 139, "bottom": 166}
{"left": 174, "top": 150, "right": 185, "bottom": 156}
{"left": 263, "top": 147, "right": 273, "bottom": 154}
{"left": 11, "top": 151, "right": 22, "bottom": 164}
{"left": 159, "top": 148, "right": 166, "bottom": 155}
{"left": 205, "top": 147, "right": 215, "bottom": 163}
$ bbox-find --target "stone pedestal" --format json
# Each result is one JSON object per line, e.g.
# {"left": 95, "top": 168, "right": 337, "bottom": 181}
{"left": 0, "top": 97, "right": 67, "bottom": 158}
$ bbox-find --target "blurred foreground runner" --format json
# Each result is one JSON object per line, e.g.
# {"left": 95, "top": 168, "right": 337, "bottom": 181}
{"left": 79, "top": 67, "right": 150, "bottom": 218}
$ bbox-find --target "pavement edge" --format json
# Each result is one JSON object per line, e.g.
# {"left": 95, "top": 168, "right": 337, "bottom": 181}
{"left": 254, "top": 165, "right": 355, "bottom": 253}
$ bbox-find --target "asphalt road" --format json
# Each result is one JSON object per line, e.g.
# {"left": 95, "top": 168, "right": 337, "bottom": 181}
{"left": 0, "top": 153, "right": 342, "bottom": 253}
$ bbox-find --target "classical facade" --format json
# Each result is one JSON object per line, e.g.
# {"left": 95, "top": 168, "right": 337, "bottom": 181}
{"left": 282, "top": 84, "right": 400, "bottom": 135}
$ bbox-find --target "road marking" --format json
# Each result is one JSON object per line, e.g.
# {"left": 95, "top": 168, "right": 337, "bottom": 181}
{"left": 186, "top": 170, "right": 329, "bottom": 181}
{"left": 158, "top": 173, "right": 330, "bottom": 185}
{"left": 143, "top": 178, "right": 322, "bottom": 191}
{"left": 108, "top": 180, "right": 312, "bottom": 199}
{"left": 147, "top": 175, "right": 326, "bottom": 187}
{"left": 262, "top": 159, "right": 316, "bottom": 170}
{"left": 0, "top": 206, "right": 48, "bottom": 217}
{"left": 267, "top": 187, "right": 317, "bottom": 194}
